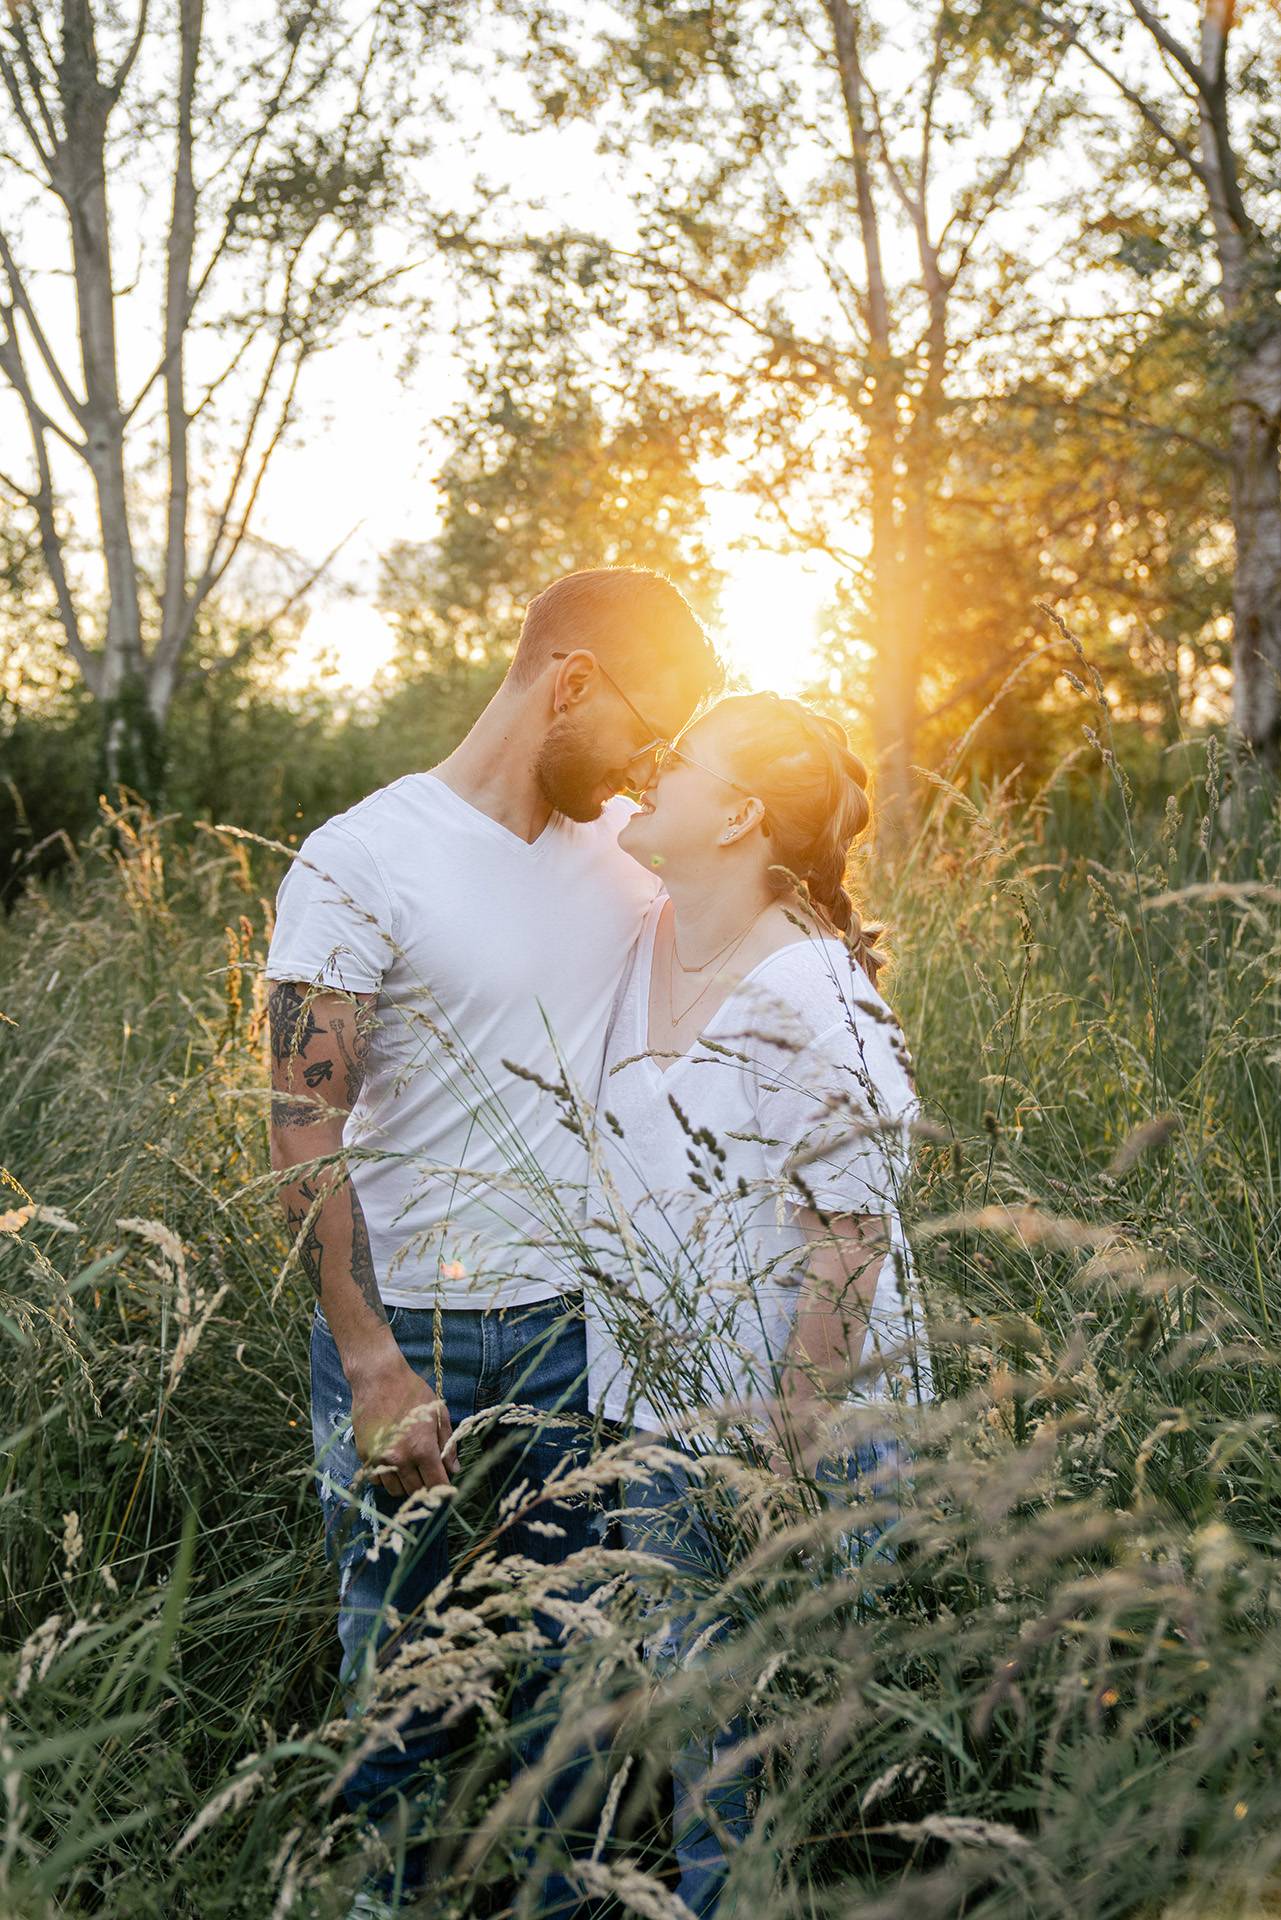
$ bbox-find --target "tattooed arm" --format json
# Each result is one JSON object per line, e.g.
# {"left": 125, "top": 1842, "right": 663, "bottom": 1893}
{"left": 268, "top": 982, "right": 452, "bottom": 1492}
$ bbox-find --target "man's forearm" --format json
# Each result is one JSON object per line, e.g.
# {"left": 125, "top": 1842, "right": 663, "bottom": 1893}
{"left": 267, "top": 980, "right": 450, "bottom": 1490}
{"left": 274, "top": 1138, "right": 400, "bottom": 1381}
{"left": 267, "top": 979, "right": 400, "bottom": 1381}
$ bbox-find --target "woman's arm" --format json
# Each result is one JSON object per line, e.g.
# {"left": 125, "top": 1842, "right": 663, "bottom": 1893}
{"left": 770, "top": 1207, "right": 890, "bottom": 1471}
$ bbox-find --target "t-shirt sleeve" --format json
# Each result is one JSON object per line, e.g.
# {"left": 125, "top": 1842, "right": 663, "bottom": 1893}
{"left": 754, "top": 999, "right": 916, "bottom": 1219}
{"left": 264, "top": 822, "right": 397, "bottom": 995}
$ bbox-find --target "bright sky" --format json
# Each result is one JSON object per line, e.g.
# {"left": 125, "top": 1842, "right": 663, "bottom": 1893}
{"left": 205, "top": 31, "right": 845, "bottom": 700}
{"left": 1, "top": 1, "right": 1063, "bottom": 706}
{"left": 263, "top": 315, "right": 838, "bottom": 699}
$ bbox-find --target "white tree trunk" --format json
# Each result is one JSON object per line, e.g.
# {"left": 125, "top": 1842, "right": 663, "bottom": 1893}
{"left": 1226, "top": 328, "right": 1281, "bottom": 761}
{"left": 1194, "top": 1, "right": 1281, "bottom": 763}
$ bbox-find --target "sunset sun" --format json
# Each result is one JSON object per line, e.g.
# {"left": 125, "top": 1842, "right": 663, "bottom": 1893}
{"left": 716, "top": 552, "right": 830, "bottom": 694}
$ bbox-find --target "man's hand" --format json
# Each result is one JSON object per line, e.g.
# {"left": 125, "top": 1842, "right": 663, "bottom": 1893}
{"left": 350, "top": 1350, "right": 456, "bottom": 1496}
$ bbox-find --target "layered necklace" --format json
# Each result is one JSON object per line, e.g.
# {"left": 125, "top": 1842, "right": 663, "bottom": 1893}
{"left": 666, "top": 902, "right": 768, "bottom": 1027}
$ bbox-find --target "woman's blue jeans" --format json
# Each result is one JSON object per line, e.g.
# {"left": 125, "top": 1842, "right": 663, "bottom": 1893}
{"left": 310, "top": 1293, "right": 594, "bottom": 1907}
{"left": 618, "top": 1436, "right": 901, "bottom": 1919}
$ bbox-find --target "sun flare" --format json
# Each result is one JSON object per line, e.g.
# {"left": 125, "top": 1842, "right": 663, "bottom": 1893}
{"left": 285, "top": 600, "right": 397, "bottom": 690}
{"left": 716, "top": 553, "right": 830, "bottom": 694}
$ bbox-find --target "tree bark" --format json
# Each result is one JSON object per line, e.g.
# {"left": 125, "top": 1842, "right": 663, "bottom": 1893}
{"left": 1226, "top": 329, "right": 1281, "bottom": 764}
{"left": 1194, "top": 2, "right": 1281, "bottom": 763}
{"left": 824, "top": 0, "right": 916, "bottom": 837}
{"left": 55, "top": 0, "right": 150, "bottom": 788}
{"left": 150, "top": 0, "right": 202, "bottom": 729}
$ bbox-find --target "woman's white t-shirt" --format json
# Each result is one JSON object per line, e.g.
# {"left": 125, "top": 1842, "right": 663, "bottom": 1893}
{"left": 585, "top": 898, "right": 931, "bottom": 1432}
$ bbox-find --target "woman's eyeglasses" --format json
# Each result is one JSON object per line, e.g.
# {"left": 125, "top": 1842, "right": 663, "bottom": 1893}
{"left": 653, "top": 740, "right": 761, "bottom": 807}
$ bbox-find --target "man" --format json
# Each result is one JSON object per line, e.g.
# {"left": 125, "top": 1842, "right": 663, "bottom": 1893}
{"left": 265, "top": 567, "right": 719, "bottom": 1913}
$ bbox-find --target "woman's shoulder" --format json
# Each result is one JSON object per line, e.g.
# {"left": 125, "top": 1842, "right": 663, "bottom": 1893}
{"left": 738, "top": 933, "right": 914, "bottom": 1091}
{"left": 744, "top": 927, "right": 890, "bottom": 1026}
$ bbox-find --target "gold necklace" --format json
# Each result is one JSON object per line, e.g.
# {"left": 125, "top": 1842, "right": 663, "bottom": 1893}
{"left": 671, "top": 902, "right": 769, "bottom": 974}
{"left": 666, "top": 907, "right": 765, "bottom": 1027}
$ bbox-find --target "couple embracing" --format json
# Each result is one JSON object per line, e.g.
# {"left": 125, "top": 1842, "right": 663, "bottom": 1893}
{"left": 264, "top": 567, "right": 930, "bottom": 1917}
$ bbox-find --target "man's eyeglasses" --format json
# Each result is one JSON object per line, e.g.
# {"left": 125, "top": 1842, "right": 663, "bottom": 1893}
{"left": 549, "top": 650, "right": 670, "bottom": 772}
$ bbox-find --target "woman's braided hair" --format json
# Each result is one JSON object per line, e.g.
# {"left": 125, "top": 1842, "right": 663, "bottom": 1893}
{"left": 714, "top": 691, "right": 887, "bottom": 985}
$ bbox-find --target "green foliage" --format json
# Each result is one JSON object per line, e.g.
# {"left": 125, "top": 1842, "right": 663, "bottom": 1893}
{"left": 423, "top": 383, "right": 722, "bottom": 638}
{"left": 96, "top": 674, "right": 167, "bottom": 805}
{"left": 0, "top": 626, "right": 501, "bottom": 905}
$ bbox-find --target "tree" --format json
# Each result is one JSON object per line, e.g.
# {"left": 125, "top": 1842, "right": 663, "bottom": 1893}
{"left": 0, "top": 0, "right": 460, "bottom": 792}
{"left": 478, "top": 0, "right": 1067, "bottom": 831}
{"left": 412, "top": 377, "right": 721, "bottom": 641}
{"left": 367, "top": 379, "right": 721, "bottom": 771}
{"left": 1039, "top": 0, "right": 1281, "bottom": 767}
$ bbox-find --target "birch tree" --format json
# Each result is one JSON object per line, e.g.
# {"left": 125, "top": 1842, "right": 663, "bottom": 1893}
{"left": 1040, "top": 0, "right": 1281, "bottom": 766}
{"left": 0, "top": 0, "right": 456, "bottom": 792}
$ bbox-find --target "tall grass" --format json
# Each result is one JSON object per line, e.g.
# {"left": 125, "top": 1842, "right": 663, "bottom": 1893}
{"left": 1, "top": 735, "right": 1279, "bottom": 1918}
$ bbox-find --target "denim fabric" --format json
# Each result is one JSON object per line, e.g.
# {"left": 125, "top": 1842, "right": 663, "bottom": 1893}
{"left": 310, "top": 1294, "right": 595, "bottom": 1908}
{"left": 618, "top": 1436, "right": 900, "bottom": 1918}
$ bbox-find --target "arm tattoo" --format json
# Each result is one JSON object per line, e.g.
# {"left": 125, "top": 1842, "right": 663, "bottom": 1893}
{"left": 348, "top": 1188, "right": 384, "bottom": 1320}
{"left": 286, "top": 1197, "right": 326, "bottom": 1296}
{"left": 268, "top": 982, "right": 323, "bottom": 1065}
{"left": 284, "top": 1175, "right": 386, "bottom": 1322}
{"left": 268, "top": 986, "right": 371, "bottom": 1125}
{"left": 270, "top": 982, "right": 382, "bottom": 1321}
{"left": 288, "top": 1178, "right": 323, "bottom": 1295}
{"left": 329, "top": 1011, "right": 371, "bottom": 1110}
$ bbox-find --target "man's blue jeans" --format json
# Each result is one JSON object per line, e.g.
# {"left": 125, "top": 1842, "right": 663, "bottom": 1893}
{"left": 310, "top": 1292, "right": 594, "bottom": 1899}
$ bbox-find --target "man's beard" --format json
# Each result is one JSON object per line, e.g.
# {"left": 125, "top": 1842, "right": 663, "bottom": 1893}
{"left": 533, "top": 715, "right": 614, "bottom": 822}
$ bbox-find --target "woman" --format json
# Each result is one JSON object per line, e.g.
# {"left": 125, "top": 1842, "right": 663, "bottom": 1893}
{"left": 583, "top": 690, "right": 929, "bottom": 1917}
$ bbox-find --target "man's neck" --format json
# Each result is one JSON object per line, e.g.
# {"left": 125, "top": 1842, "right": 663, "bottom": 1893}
{"left": 431, "top": 687, "right": 553, "bottom": 843}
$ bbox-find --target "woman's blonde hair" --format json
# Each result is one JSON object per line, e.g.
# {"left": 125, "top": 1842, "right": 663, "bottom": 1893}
{"left": 711, "top": 691, "right": 887, "bottom": 985}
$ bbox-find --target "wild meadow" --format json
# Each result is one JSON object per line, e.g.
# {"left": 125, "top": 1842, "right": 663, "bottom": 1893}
{"left": 2, "top": 709, "right": 1280, "bottom": 1920}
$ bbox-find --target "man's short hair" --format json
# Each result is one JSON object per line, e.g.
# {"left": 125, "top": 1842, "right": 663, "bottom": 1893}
{"left": 508, "top": 567, "right": 720, "bottom": 708}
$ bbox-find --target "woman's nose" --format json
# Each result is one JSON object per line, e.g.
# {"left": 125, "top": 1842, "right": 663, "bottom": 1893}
{"left": 629, "top": 745, "right": 661, "bottom": 788}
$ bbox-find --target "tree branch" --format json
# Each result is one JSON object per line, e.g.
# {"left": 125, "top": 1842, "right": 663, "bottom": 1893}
{"left": 158, "top": 0, "right": 202, "bottom": 688}
{"left": 0, "top": 227, "right": 89, "bottom": 429}
{"left": 993, "top": 386, "right": 1229, "bottom": 466}
{"left": 179, "top": 525, "right": 359, "bottom": 691}
{"left": 0, "top": 305, "right": 96, "bottom": 692}
{"left": 941, "top": 74, "right": 1060, "bottom": 283}
{"left": 1193, "top": 0, "right": 1254, "bottom": 242}
{"left": 1039, "top": 6, "right": 1211, "bottom": 187}
{"left": 0, "top": 17, "right": 58, "bottom": 165}
{"left": 1126, "top": 0, "right": 1204, "bottom": 89}
{"left": 108, "top": 0, "right": 150, "bottom": 98}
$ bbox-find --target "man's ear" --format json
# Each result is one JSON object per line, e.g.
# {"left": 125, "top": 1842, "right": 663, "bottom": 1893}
{"left": 550, "top": 649, "right": 597, "bottom": 715}
{"left": 718, "top": 796, "right": 766, "bottom": 846}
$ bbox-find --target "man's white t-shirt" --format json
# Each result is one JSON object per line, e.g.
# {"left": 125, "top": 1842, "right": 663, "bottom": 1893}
{"left": 585, "top": 899, "right": 931, "bottom": 1432}
{"left": 265, "top": 774, "right": 658, "bottom": 1310}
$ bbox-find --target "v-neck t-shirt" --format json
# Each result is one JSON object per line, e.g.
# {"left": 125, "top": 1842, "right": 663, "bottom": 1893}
{"left": 265, "top": 774, "right": 659, "bottom": 1309}
{"left": 585, "top": 897, "right": 931, "bottom": 1432}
